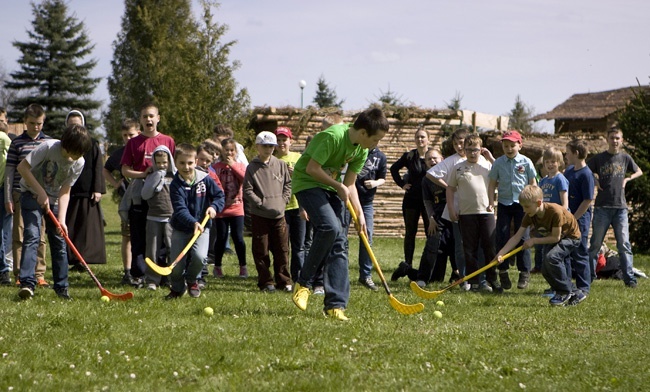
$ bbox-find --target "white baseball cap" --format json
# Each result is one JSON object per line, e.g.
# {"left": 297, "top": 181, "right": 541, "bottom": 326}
{"left": 255, "top": 131, "right": 277, "bottom": 145}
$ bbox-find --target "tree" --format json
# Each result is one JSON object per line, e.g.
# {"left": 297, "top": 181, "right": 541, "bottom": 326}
{"left": 0, "top": 61, "right": 18, "bottom": 109}
{"left": 371, "top": 85, "right": 405, "bottom": 106}
{"left": 616, "top": 83, "right": 650, "bottom": 251}
{"left": 508, "top": 95, "right": 535, "bottom": 133}
{"left": 444, "top": 91, "right": 463, "bottom": 110}
{"left": 105, "top": 0, "right": 250, "bottom": 145}
{"left": 312, "top": 75, "right": 344, "bottom": 108}
{"left": 5, "top": 0, "right": 101, "bottom": 137}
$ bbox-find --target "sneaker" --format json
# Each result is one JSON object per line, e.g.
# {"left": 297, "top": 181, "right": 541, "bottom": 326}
{"left": 549, "top": 293, "right": 572, "bottom": 306}
{"left": 542, "top": 287, "right": 555, "bottom": 297}
{"left": 517, "top": 271, "right": 530, "bottom": 289}
{"left": 261, "top": 284, "right": 276, "bottom": 293}
{"left": 567, "top": 290, "right": 587, "bottom": 306}
{"left": 130, "top": 277, "right": 144, "bottom": 289}
{"left": 325, "top": 308, "right": 349, "bottom": 321}
{"left": 37, "top": 278, "right": 50, "bottom": 288}
{"left": 55, "top": 287, "right": 72, "bottom": 300}
{"left": 224, "top": 248, "right": 235, "bottom": 255}
{"left": 164, "top": 289, "right": 185, "bottom": 300}
{"left": 499, "top": 271, "right": 512, "bottom": 290}
{"left": 239, "top": 266, "right": 248, "bottom": 278}
{"left": 146, "top": 283, "right": 157, "bottom": 291}
{"left": 292, "top": 282, "right": 310, "bottom": 311}
{"left": 391, "top": 261, "right": 409, "bottom": 281}
{"left": 188, "top": 282, "right": 201, "bottom": 298}
{"left": 459, "top": 281, "right": 471, "bottom": 291}
{"left": 18, "top": 286, "right": 34, "bottom": 300}
{"left": 120, "top": 273, "right": 132, "bottom": 285}
{"left": 0, "top": 271, "right": 11, "bottom": 286}
{"left": 470, "top": 282, "right": 493, "bottom": 293}
{"left": 358, "top": 277, "right": 378, "bottom": 291}
{"left": 488, "top": 280, "right": 504, "bottom": 294}
{"left": 213, "top": 266, "right": 224, "bottom": 278}
{"left": 197, "top": 278, "right": 207, "bottom": 290}
{"left": 416, "top": 280, "right": 426, "bottom": 289}
{"left": 313, "top": 286, "right": 325, "bottom": 295}
{"left": 283, "top": 285, "right": 292, "bottom": 292}
{"left": 626, "top": 281, "right": 638, "bottom": 289}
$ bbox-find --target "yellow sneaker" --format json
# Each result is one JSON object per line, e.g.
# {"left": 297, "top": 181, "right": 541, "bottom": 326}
{"left": 292, "top": 282, "right": 310, "bottom": 311}
{"left": 325, "top": 308, "right": 349, "bottom": 321}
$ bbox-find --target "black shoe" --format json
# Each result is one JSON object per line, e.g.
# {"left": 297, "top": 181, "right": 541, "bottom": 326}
{"left": 517, "top": 271, "right": 530, "bottom": 289}
{"left": 165, "top": 289, "right": 185, "bottom": 300}
{"left": 499, "top": 271, "right": 512, "bottom": 290}
{"left": 55, "top": 287, "right": 73, "bottom": 300}
{"left": 224, "top": 248, "right": 235, "bottom": 255}
{"left": 130, "top": 277, "right": 144, "bottom": 289}
{"left": 0, "top": 271, "right": 11, "bottom": 286}
{"left": 488, "top": 280, "right": 504, "bottom": 294}
{"left": 391, "top": 262, "right": 409, "bottom": 282}
{"left": 18, "top": 286, "right": 34, "bottom": 300}
{"left": 626, "top": 281, "right": 638, "bottom": 289}
{"left": 120, "top": 273, "right": 132, "bottom": 286}
{"left": 358, "top": 277, "right": 379, "bottom": 291}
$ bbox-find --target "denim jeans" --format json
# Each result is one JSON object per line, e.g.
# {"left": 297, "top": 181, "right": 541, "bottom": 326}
{"left": 588, "top": 207, "right": 636, "bottom": 285}
{"left": 0, "top": 186, "right": 12, "bottom": 273}
{"left": 285, "top": 208, "right": 306, "bottom": 281}
{"left": 496, "top": 203, "right": 531, "bottom": 272}
{"left": 570, "top": 211, "right": 592, "bottom": 293}
{"left": 452, "top": 221, "right": 465, "bottom": 276}
{"left": 542, "top": 238, "right": 580, "bottom": 295}
{"left": 169, "top": 228, "right": 210, "bottom": 293}
{"left": 296, "top": 188, "right": 350, "bottom": 310}
{"left": 358, "top": 202, "right": 375, "bottom": 280}
{"left": 19, "top": 193, "right": 68, "bottom": 291}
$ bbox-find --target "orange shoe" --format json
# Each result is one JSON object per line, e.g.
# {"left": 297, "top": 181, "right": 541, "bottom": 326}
{"left": 37, "top": 278, "right": 50, "bottom": 288}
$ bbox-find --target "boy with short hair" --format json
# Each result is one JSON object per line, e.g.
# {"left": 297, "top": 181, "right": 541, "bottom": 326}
{"left": 539, "top": 147, "right": 569, "bottom": 209}
{"left": 166, "top": 143, "right": 224, "bottom": 299}
{"left": 488, "top": 130, "right": 537, "bottom": 290}
{"left": 291, "top": 108, "right": 389, "bottom": 321}
{"left": 496, "top": 185, "right": 584, "bottom": 306}
{"left": 243, "top": 131, "right": 292, "bottom": 292}
{"left": 6, "top": 104, "right": 51, "bottom": 287}
{"left": 587, "top": 126, "right": 643, "bottom": 288}
{"left": 17, "top": 124, "right": 92, "bottom": 300}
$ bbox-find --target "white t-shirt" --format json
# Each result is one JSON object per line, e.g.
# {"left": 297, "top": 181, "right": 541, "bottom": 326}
{"left": 20, "top": 139, "right": 85, "bottom": 200}
{"left": 448, "top": 159, "right": 492, "bottom": 215}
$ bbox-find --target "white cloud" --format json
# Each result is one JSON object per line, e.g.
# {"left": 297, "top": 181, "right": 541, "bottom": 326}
{"left": 370, "top": 51, "right": 400, "bottom": 63}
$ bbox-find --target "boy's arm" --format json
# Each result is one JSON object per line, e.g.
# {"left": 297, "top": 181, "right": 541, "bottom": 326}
{"left": 528, "top": 226, "right": 562, "bottom": 248}
{"left": 573, "top": 199, "right": 592, "bottom": 221}
{"left": 141, "top": 170, "right": 164, "bottom": 200}
{"left": 282, "top": 165, "right": 292, "bottom": 204}
{"left": 344, "top": 171, "right": 366, "bottom": 235}
{"left": 102, "top": 168, "right": 120, "bottom": 189}
{"left": 4, "top": 166, "right": 16, "bottom": 214}
{"left": 56, "top": 184, "right": 72, "bottom": 236}
{"left": 121, "top": 164, "right": 149, "bottom": 180}
{"left": 496, "top": 226, "right": 527, "bottom": 260}
{"left": 427, "top": 161, "right": 449, "bottom": 188}
{"left": 560, "top": 190, "right": 569, "bottom": 210}
{"left": 445, "top": 186, "right": 457, "bottom": 222}
{"left": 306, "top": 158, "right": 349, "bottom": 202}
{"left": 488, "top": 178, "right": 498, "bottom": 207}
{"left": 242, "top": 168, "right": 262, "bottom": 207}
{"left": 624, "top": 167, "right": 643, "bottom": 188}
{"left": 17, "top": 159, "right": 49, "bottom": 210}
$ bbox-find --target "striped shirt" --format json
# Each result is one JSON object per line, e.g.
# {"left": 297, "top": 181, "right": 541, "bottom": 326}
{"left": 5, "top": 131, "right": 51, "bottom": 196}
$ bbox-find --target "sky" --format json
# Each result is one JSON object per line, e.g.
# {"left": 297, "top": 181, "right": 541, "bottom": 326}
{"left": 1, "top": 0, "right": 649, "bottom": 134}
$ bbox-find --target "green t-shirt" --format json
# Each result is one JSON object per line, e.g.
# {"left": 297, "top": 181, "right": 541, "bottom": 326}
{"left": 278, "top": 151, "right": 301, "bottom": 210}
{"left": 292, "top": 123, "right": 368, "bottom": 194}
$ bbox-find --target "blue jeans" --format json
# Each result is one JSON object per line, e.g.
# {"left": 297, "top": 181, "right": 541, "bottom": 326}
{"left": 0, "top": 186, "right": 12, "bottom": 273}
{"left": 285, "top": 208, "right": 306, "bottom": 281}
{"left": 169, "top": 228, "right": 210, "bottom": 293}
{"left": 296, "top": 188, "right": 350, "bottom": 310}
{"left": 543, "top": 238, "right": 580, "bottom": 295}
{"left": 571, "top": 211, "right": 592, "bottom": 294}
{"left": 496, "top": 203, "right": 531, "bottom": 272}
{"left": 19, "top": 193, "right": 68, "bottom": 291}
{"left": 588, "top": 207, "right": 636, "bottom": 285}
{"left": 358, "top": 202, "right": 374, "bottom": 280}
{"left": 452, "top": 221, "right": 465, "bottom": 276}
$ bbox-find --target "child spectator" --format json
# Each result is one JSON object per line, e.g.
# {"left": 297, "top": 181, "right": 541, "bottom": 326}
{"left": 166, "top": 143, "right": 224, "bottom": 299}
{"left": 196, "top": 141, "right": 222, "bottom": 288}
{"left": 496, "top": 185, "right": 584, "bottom": 306}
{"left": 6, "top": 104, "right": 51, "bottom": 287}
{"left": 211, "top": 138, "right": 248, "bottom": 278}
{"left": 141, "top": 146, "right": 176, "bottom": 291}
{"left": 291, "top": 108, "right": 389, "bottom": 321}
{"left": 244, "top": 131, "right": 292, "bottom": 292}
{"left": 447, "top": 134, "right": 500, "bottom": 293}
{"left": 563, "top": 139, "right": 594, "bottom": 300}
{"left": 17, "top": 124, "right": 92, "bottom": 300}
{"left": 65, "top": 110, "right": 107, "bottom": 270}
{"left": 0, "top": 111, "right": 12, "bottom": 285}
{"left": 587, "top": 126, "right": 643, "bottom": 288}
{"left": 488, "top": 130, "right": 537, "bottom": 290}
{"left": 539, "top": 147, "right": 569, "bottom": 209}
{"left": 104, "top": 118, "right": 140, "bottom": 284}
{"left": 213, "top": 124, "right": 248, "bottom": 165}
{"left": 121, "top": 102, "right": 175, "bottom": 287}
{"left": 273, "top": 127, "right": 306, "bottom": 282}
{"left": 354, "top": 145, "right": 387, "bottom": 291}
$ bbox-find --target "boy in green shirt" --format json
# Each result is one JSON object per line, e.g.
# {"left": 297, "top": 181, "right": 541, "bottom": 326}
{"left": 291, "top": 108, "right": 389, "bottom": 321}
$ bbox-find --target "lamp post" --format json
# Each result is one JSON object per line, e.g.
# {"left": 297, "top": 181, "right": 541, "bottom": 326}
{"left": 299, "top": 80, "right": 306, "bottom": 109}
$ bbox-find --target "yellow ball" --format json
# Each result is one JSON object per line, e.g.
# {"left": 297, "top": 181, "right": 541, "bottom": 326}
{"left": 203, "top": 307, "right": 214, "bottom": 316}
{"left": 433, "top": 310, "right": 443, "bottom": 319}
{"left": 436, "top": 300, "right": 445, "bottom": 307}
{"left": 100, "top": 295, "right": 110, "bottom": 303}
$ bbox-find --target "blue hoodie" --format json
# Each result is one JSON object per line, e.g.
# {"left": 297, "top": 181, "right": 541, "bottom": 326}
{"left": 169, "top": 168, "right": 225, "bottom": 234}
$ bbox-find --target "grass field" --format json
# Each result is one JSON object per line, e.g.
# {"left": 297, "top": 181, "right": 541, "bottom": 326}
{"left": 1, "top": 196, "right": 648, "bottom": 391}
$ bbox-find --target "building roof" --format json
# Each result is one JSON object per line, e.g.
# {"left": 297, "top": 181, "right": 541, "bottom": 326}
{"left": 533, "top": 86, "right": 650, "bottom": 121}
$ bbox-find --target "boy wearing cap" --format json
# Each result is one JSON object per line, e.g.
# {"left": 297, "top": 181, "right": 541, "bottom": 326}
{"left": 243, "top": 131, "right": 293, "bottom": 292}
{"left": 488, "top": 130, "right": 537, "bottom": 290}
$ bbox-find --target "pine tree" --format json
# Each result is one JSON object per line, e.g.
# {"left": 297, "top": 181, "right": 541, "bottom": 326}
{"left": 508, "top": 95, "right": 534, "bottom": 133}
{"left": 106, "top": 0, "right": 250, "bottom": 145}
{"left": 312, "top": 75, "right": 344, "bottom": 109}
{"left": 5, "top": 0, "right": 100, "bottom": 137}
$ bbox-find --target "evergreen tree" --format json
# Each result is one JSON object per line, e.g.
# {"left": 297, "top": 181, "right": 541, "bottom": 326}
{"left": 5, "top": 0, "right": 100, "bottom": 137}
{"left": 372, "top": 86, "right": 405, "bottom": 106}
{"left": 617, "top": 84, "right": 650, "bottom": 251}
{"left": 106, "top": 0, "right": 250, "bottom": 145}
{"left": 508, "top": 94, "right": 534, "bottom": 133}
{"left": 312, "top": 75, "right": 344, "bottom": 109}
{"left": 444, "top": 91, "right": 463, "bottom": 110}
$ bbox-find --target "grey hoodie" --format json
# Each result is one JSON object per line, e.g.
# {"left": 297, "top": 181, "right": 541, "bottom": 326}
{"left": 141, "top": 145, "right": 177, "bottom": 219}
{"left": 243, "top": 155, "right": 291, "bottom": 219}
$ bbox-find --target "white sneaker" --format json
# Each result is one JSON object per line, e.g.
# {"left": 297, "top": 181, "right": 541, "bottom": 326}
{"left": 459, "top": 281, "right": 471, "bottom": 291}
{"left": 416, "top": 280, "right": 426, "bottom": 288}
{"left": 146, "top": 283, "right": 157, "bottom": 291}
{"left": 313, "top": 286, "right": 325, "bottom": 295}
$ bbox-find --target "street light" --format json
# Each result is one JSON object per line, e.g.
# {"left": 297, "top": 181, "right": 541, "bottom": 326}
{"left": 299, "top": 80, "right": 306, "bottom": 108}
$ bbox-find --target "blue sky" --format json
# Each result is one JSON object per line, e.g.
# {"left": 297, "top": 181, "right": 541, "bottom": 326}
{"left": 1, "top": 0, "right": 649, "bottom": 133}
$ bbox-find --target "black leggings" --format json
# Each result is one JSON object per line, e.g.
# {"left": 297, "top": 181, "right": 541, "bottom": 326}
{"left": 402, "top": 199, "right": 429, "bottom": 265}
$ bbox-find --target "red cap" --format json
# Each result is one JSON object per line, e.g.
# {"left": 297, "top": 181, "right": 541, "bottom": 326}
{"left": 275, "top": 127, "right": 293, "bottom": 139}
{"left": 502, "top": 130, "right": 522, "bottom": 144}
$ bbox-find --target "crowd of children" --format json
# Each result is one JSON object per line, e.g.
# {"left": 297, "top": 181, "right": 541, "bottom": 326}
{"left": 0, "top": 103, "right": 643, "bottom": 318}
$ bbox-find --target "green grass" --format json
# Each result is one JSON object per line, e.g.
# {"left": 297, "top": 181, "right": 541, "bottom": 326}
{"left": 1, "top": 197, "right": 649, "bottom": 391}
